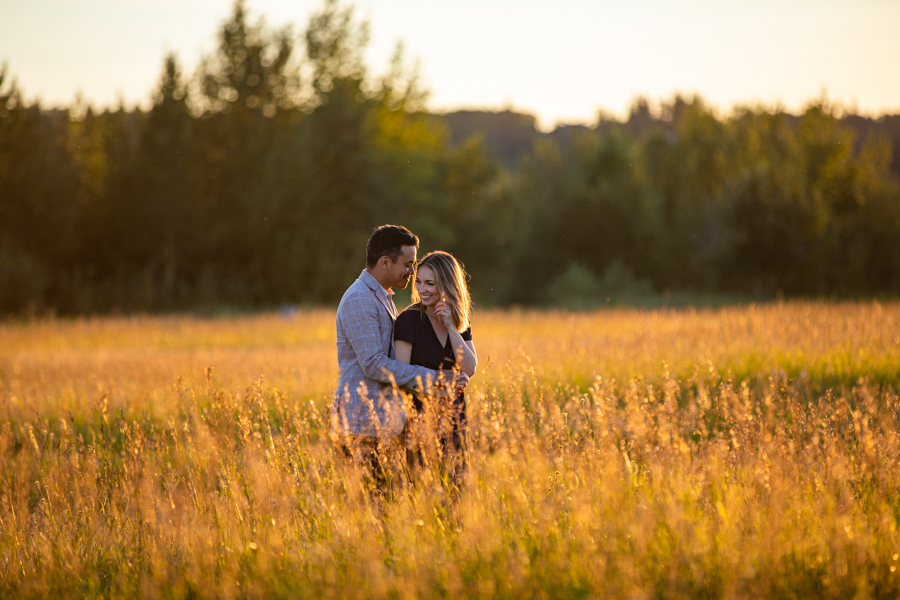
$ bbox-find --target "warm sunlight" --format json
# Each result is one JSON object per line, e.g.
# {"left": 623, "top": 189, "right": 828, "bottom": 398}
{"left": 1, "top": 0, "right": 898, "bottom": 127}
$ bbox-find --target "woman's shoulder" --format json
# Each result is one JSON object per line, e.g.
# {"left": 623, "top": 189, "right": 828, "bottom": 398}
{"left": 395, "top": 307, "right": 425, "bottom": 342}
{"left": 397, "top": 306, "right": 424, "bottom": 322}
{"left": 396, "top": 307, "right": 427, "bottom": 330}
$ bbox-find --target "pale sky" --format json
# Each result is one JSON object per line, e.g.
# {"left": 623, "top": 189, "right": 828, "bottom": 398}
{"left": 1, "top": 0, "right": 898, "bottom": 130}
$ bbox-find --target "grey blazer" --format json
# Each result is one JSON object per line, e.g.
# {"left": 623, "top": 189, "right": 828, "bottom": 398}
{"left": 331, "top": 270, "right": 435, "bottom": 438}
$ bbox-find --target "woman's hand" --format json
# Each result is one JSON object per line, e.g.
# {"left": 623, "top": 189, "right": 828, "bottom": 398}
{"left": 434, "top": 298, "right": 455, "bottom": 329}
{"left": 455, "top": 371, "right": 469, "bottom": 392}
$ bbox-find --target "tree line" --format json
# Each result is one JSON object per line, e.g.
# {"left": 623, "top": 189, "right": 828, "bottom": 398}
{"left": 2, "top": 0, "right": 899, "bottom": 315}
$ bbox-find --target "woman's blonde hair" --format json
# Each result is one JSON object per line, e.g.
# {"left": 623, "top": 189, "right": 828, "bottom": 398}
{"left": 410, "top": 251, "right": 472, "bottom": 332}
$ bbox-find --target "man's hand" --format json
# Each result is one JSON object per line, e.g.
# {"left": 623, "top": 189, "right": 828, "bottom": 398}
{"left": 436, "top": 370, "right": 469, "bottom": 393}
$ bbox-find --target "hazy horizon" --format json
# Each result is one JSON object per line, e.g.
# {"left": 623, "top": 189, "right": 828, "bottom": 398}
{"left": 1, "top": 0, "right": 899, "bottom": 130}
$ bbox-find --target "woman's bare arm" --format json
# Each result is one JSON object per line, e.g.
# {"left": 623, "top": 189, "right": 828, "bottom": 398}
{"left": 447, "top": 330, "right": 477, "bottom": 376}
{"left": 395, "top": 340, "right": 413, "bottom": 364}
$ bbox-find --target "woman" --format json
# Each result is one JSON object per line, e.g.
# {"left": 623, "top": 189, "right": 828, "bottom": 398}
{"left": 394, "top": 251, "right": 477, "bottom": 489}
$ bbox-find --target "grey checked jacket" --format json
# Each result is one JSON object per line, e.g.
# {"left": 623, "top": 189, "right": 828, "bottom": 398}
{"left": 332, "top": 270, "right": 435, "bottom": 438}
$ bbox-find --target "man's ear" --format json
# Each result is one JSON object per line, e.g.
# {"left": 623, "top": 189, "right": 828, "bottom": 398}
{"left": 378, "top": 255, "right": 391, "bottom": 271}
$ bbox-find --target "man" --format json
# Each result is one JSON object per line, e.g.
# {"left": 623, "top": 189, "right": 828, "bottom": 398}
{"left": 332, "top": 224, "right": 466, "bottom": 444}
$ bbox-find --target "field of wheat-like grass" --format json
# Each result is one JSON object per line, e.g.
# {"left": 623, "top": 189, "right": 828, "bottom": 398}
{"left": 1, "top": 302, "right": 899, "bottom": 598}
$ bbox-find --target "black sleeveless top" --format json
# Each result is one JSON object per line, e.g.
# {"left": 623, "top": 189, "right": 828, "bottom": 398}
{"left": 394, "top": 308, "right": 472, "bottom": 414}
{"left": 394, "top": 308, "right": 472, "bottom": 370}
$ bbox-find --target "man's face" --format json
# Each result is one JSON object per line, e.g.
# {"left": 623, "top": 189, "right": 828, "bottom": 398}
{"left": 387, "top": 245, "right": 417, "bottom": 289}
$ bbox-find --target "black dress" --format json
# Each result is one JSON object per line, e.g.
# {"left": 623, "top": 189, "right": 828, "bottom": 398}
{"left": 394, "top": 308, "right": 472, "bottom": 443}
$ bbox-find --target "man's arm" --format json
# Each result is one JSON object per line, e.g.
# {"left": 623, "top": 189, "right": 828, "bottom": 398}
{"left": 340, "top": 293, "right": 435, "bottom": 390}
{"left": 395, "top": 339, "right": 469, "bottom": 392}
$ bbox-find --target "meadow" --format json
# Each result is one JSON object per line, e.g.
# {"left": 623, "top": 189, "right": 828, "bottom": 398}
{"left": 1, "top": 302, "right": 899, "bottom": 598}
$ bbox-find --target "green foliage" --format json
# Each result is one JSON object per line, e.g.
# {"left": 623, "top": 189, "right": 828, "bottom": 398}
{"left": 198, "top": 0, "right": 300, "bottom": 115}
{"left": 1, "top": 5, "right": 899, "bottom": 315}
{"left": 549, "top": 261, "right": 655, "bottom": 308}
{"left": 0, "top": 0, "right": 491, "bottom": 314}
{"left": 497, "top": 96, "right": 900, "bottom": 305}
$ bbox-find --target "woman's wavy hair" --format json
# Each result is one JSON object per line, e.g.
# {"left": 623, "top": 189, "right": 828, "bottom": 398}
{"left": 409, "top": 251, "right": 472, "bottom": 333}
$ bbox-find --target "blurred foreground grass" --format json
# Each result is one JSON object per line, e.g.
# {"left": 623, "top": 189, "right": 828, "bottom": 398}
{"left": 1, "top": 302, "right": 899, "bottom": 598}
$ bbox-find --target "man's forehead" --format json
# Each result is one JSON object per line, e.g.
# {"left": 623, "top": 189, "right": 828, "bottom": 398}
{"left": 400, "top": 245, "right": 417, "bottom": 261}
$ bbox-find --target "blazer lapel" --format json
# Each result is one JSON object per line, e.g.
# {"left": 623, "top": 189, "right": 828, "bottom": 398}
{"left": 360, "top": 270, "right": 397, "bottom": 321}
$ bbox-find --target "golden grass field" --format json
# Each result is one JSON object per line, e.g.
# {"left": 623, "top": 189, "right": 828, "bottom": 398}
{"left": 1, "top": 302, "right": 899, "bottom": 598}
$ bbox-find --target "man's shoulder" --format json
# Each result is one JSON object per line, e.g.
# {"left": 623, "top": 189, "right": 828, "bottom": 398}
{"left": 337, "top": 278, "right": 377, "bottom": 317}
{"left": 339, "top": 277, "right": 370, "bottom": 302}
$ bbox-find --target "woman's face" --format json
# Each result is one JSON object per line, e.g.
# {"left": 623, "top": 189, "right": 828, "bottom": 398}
{"left": 415, "top": 265, "right": 441, "bottom": 308}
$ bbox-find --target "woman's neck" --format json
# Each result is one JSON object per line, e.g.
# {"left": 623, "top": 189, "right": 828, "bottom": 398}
{"left": 424, "top": 304, "right": 436, "bottom": 317}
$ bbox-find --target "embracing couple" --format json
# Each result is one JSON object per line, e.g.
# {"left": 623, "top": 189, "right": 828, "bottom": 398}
{"left": 332, "top": 224, "right": 477, "bottom": 496}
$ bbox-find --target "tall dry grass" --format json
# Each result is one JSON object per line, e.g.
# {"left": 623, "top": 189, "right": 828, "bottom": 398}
{"left": 0, "top": 302, "right": 898, "bottom": 598}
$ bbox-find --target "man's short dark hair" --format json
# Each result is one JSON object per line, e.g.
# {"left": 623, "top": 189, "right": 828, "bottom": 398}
{"left": 366, "top": 225, "right": 419, "bottom": 268}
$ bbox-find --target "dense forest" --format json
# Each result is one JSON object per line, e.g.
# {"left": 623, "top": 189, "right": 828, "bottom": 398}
{"left": 2, "top": 0, "right": 899, "bottom": 315}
